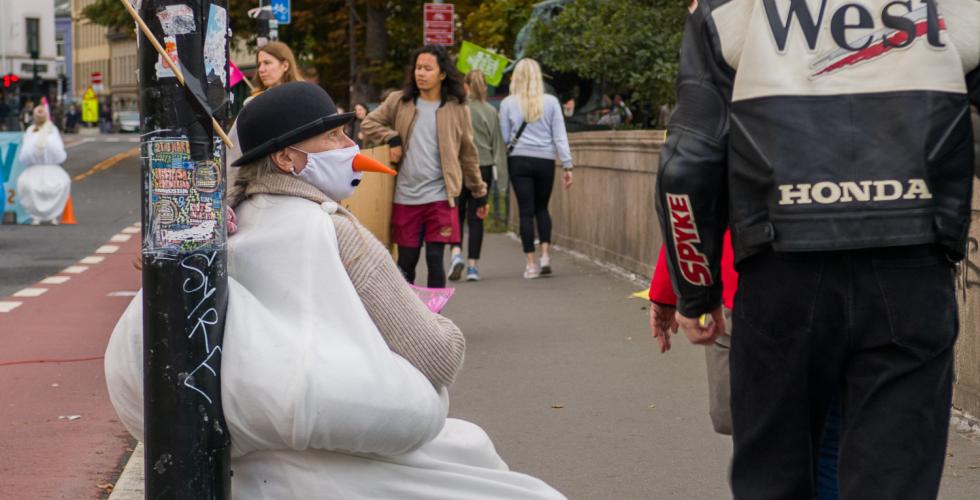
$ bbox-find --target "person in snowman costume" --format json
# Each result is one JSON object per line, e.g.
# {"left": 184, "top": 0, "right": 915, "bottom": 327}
{"left": 16, "top": 105, "right": 69, "bottom": 225}
{"left": 104, "top": 81, "right": 565, "bottom": 500}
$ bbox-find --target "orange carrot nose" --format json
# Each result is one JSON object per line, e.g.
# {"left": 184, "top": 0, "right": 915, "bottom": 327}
{"left": 353, "top": 154, "right": 397, "bottom": 176}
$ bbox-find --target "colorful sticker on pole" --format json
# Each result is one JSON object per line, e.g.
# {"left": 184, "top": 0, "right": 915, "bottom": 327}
{"left": 148, "top": 139, "right": 224, "bottom": 254}
{"left": 203, "top": 4, "right": 228, "bottom": 86}
{"left": 157, "top": 4, "right": 196, "bottom": 36}
{"left": 155, "top": 36, "right": 180, "bottom": 79}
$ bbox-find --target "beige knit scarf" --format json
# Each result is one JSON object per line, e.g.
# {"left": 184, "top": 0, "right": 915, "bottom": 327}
{"left": 240, "top": 165, "right": 371, "bottom": 268}
{"left": 244, "top": 167, "right": 331, "bottom": 205}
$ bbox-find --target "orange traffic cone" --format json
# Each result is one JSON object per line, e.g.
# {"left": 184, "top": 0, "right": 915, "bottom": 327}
{"left": 60, "top": 196, "right": 77, "bottom": 225}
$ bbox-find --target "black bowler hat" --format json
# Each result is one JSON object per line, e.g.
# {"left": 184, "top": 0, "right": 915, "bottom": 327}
{"left": 232, "top": 81, "right": 355, "bottom": 167}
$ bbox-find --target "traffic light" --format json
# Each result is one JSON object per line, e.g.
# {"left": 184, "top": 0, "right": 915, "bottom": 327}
{"left": 3, "top": 74, "right": 19, "bottom": 88}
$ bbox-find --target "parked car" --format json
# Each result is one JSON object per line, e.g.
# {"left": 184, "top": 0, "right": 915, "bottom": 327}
{"left": 114, "top": 110, "right": 140, "bottom": 133}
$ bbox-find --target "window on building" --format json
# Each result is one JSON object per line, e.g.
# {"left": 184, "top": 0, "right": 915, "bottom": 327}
{"left": 26, "top": 18, "right": 40, "bottom": 59}
{"left": 56, "top": 33, "right": 64, "bottom": 58}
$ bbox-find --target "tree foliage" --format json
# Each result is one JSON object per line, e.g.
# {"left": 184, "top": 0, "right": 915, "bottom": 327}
{"left": 77, "top": 0, "right": 574, "bottom": 105}
{"left": 527, "top": 0, "right": 687, "bottom": 108}
{"left": 461, "top": 0, "right": 537, "bottom": 59}
{"left": 80, "top": 0, "right": 137, "bottom": 34}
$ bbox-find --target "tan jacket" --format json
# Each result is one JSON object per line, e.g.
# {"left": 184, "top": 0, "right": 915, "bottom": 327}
{"left": 361, "top": 91, "right": 488, "bottom": 205}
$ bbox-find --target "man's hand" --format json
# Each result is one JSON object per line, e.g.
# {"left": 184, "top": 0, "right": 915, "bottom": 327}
{"left": 676, "top": 306, "right": 726, "bottom": 346}
{"left": 476, "top": 205, "right": 489, "bottom": 220}
{"left": 389, "top": 145, "right": 403, "bottom": 164}
{"left": 649, "top": 302, "right": 679, "bottom": 353}
{"left": 562, "top": 170, "right": 574, "bottom": 189}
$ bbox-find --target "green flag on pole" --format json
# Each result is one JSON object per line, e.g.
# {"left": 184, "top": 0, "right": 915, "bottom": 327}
{"left": 457, "top": 41, "right": 510, "bottom": 87}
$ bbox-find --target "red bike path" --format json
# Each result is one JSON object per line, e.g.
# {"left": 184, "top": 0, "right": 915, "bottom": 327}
{"left": 0, "top": 226, "right": 140, "bottom": 499}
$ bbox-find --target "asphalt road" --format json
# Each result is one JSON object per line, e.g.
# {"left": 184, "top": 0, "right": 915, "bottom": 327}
{"left": 0, "top": 133, "right": 141, "bottom": 297}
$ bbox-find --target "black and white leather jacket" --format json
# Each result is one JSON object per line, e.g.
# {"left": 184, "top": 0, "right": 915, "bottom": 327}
{"left": 656, "top": 0, "right": 980, "bottom": 317}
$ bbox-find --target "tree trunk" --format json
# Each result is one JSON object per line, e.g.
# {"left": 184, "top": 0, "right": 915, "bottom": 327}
{"left": 361, "top": 1, "right": 388, "bottom": 103}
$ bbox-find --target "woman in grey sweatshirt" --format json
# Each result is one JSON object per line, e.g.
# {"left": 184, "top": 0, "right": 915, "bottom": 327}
{"left": 500, "top": 58, "right": 574, "bottom": 279}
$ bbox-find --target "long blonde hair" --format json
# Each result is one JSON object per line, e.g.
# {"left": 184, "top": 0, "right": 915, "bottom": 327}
{"left": 510, "top": 58, "right": 544, "bottom": 122}
{"left": 464, "top": 70, "right": 488, "bottom": 103}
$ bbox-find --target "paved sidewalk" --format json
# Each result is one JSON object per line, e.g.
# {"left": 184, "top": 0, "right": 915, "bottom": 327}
{"left": 108, "top": 233, "right": 980, "bottom": 499}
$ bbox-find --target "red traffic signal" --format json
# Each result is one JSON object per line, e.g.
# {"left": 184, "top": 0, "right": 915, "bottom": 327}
{"left": 3, "top": 74, "right": 19, "bottom": 88}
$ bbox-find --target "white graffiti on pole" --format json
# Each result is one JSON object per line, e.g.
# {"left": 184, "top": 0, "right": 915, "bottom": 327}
{"left": 180, "top": 251, "right": 222, "bottom": 405}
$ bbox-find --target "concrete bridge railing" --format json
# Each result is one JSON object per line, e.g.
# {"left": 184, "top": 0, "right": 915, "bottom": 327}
{"left": 513, "top": 128, "right": 980, "bottom": 420}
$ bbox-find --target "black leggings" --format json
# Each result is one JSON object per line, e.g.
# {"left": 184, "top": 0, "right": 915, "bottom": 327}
{"left": 397, "top": 243, "right": 447, "bottom": 288}
{"left": 453, "top": 166, "right": 494, "bottom": 260}
{"left": 509, "top": 156, "right": 555, "bottom": 254}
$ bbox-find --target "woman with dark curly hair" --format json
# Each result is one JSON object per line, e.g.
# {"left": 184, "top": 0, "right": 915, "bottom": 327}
{"left": 361, "top": 45, "right": 488, "bottom": 288}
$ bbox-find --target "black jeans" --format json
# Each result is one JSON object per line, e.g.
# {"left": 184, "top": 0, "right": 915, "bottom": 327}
{"left": 731, "top": 245, "right": 956, "bottom": 500}
{"left": 509, "top": 156, "right": 555, "bottom": 254}
{"left": 453, "top": 166, "right": 494, "bottom": 260}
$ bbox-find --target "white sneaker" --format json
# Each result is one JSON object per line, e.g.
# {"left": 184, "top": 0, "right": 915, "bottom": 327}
{"left": 540, "top": 255, "right": 552, "bottom": 276}
{"left": 523, "top": 264, "right": 541, "bottom": 279}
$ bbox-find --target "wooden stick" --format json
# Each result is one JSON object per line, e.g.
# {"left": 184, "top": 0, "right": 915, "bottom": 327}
{"left": 241, "top": 73, "right": 256, "bottom": 92}
{"left": 118, "top": 0, "right": 234, "bottom": 149}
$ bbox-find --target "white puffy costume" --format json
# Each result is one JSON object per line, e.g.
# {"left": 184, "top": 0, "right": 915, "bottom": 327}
{"left": 16, "top": 121, "right": 69, "bottom": 224}
{"left": 105, "top": 194, "right": 566, "bottom": 499}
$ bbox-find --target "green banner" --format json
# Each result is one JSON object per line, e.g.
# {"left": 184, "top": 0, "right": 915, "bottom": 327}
{"left": 456, "top": 41, "right": 510, "bottom": 87}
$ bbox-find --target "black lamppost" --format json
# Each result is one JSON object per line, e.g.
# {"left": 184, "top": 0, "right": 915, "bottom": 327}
{"left": 136, "top": 1, "right": 232, "bottom": 497}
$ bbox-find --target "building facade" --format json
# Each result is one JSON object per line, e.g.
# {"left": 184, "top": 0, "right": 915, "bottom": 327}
{"left": 55, "top": 0, "right": 71, "bottom": 102}
{"left": 71, "top": 0, "right": 138, "bottom": 113}
{"left": 108, "top": 31, "right": 137, "bottom": 112}
{"left": 0, "top": 0, "right": 60, "bottom": 113}
{"left": 70, "top": 0, "right": 109, "bottom": 100}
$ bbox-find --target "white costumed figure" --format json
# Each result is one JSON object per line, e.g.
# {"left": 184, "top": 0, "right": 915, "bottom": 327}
{"left": 16, "top": 105, "right": 69, "bottom": 224}
{"left": 104, "top": 82, "right": 566, "bottom": 500}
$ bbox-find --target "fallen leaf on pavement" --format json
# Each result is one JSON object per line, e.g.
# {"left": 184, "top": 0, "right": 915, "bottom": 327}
{"left": 551, "top": 404, "right": 564, "bottom": 409}
{"left": 96, "top": 481, "right": 114, "bottom": 493}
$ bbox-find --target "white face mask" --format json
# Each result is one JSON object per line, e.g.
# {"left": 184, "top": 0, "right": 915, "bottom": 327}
{"left": 290, "top": 145, "right": 363, "bottom": 201}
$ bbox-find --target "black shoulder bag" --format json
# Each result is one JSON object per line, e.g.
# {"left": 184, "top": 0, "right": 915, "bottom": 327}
{"left": 507, "top": 121, "right": 528, "bottom": 156}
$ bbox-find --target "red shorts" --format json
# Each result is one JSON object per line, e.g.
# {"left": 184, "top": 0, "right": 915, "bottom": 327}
{"left": 391, "top": 201, "right": 460, "bottom": 247}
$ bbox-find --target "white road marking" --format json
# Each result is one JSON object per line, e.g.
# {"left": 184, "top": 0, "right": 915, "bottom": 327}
{"left": 13, "top": 288, "right": 47, "bottom": 297}
{"left": 79, "top": 256, "right": 105, "bottom": 265}
{"left": 110, "top": 234, "right": 132, "bottom": 242}
{"left": 95, "top": 245, "right": 119, "bottom": 254}
{"left": 62, "top": 265, "right": 89, "bottom": 274}
{"left": 0, "top": 301, "right": 23, "bottom": 313}
{"left": 107, "top": 291, "right": 139, "bottom": 297}
{"left": 41, "top": 276, "right": 71, "bottom": 285}
{"left": 122, "top": 227, "right": 140, "bottom": 234}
